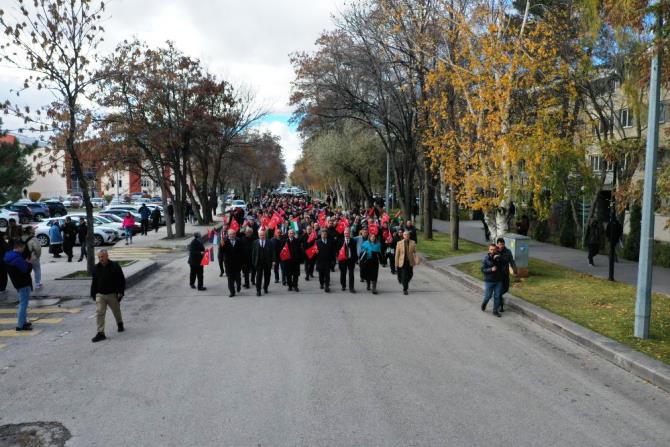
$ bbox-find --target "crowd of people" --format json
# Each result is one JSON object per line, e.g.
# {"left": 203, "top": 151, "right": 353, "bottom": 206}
{"left": 188, "top": 195, "right": 421, "bottom": 298}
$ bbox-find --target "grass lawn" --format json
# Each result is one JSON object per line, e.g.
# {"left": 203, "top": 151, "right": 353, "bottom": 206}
{"left": 455, "top": 258, "right": 670, "bottom": 365}
{"left": 417, "top": 231, "right": 483, "bottom": 260}
{"left": 58, "top": 260, "right": 137, "bottom": 279}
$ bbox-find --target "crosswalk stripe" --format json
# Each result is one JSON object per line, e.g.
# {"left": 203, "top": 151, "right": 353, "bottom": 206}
{"left": 0, "top": 318, "right": 63, "bottom": 325}
{"left": 0, "top": 307, "right": 81, "bottom": 315}
{"left": 0, "top": 329, "right": 42, "bottom": 337}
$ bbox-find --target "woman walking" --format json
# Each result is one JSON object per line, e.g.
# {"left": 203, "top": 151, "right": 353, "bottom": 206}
{"left": 122, "top": 212, "right": 135, "bottom": 245}
{"left": 48, "top": 221, "right": 63, "bottom": 258}
{"left": 361, "top": 233, "right": 383, "bottom": 294}
{"left": 22, "top": 226, "right": 42, "bottom": 289}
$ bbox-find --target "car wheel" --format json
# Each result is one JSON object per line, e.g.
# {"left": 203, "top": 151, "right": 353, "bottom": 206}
{"left": 0, "top": 218, "right": 7, "bottom": 228}
{"left": 36, "top": 234, "right": 50, "bottom": 247}
{"left": 93, "top": 234, "right": 104, "bottom": 246}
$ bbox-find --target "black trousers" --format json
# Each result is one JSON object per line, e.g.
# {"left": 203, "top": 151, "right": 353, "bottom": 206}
{"left": 283, "top": 261, "right": 300, "bottom": 288}
{"left": 79, "top": 243, "right": 87, "bottom": 261}
{"left": 339, "top": 260, "right": 356, "bottom": 290}
{"left": 63, "top": 238, "right": 75, "bottom": 260}
{"left": 318, "top": 267, "right": 331, "bottom": 288}
{"left": 386, "top": 253, "right": 396, "bottom": 273}
{"left": 255, "top": 266, "right": 271, "bottom": 293}
{"left": 398, "top": 263, "right": 413, "bottom": 291}
{"left": 141, "top": 219, "right": 149, "bottom": 235}
{"left": 0, "top": 263, "right": 7, "bottom": 292}
{"left": 587, "top": 244, "right": 599, "bottom": 263}
{"left": 242, "top": 263, "right": 251, "bottom": 287}
{"left": 218, "top": 255, "right": 225, "bottom": 275}
{"left": 304, "top": 258, "right": 315, "bottom": 279}
{"left": 501, "top": 273, "right": 510, "bottom": 296}
{"left": 189, "top": 265, "right": 203, "bottom": 289}
{"left": 227, "top": 268, "right": 241, "bottom": 295}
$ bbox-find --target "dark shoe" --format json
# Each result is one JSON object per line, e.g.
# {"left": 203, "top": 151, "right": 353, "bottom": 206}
{"left": 342, "top": 287, "right": 346, "bottom": 291}
{"left": 198, "top": 287, "right": 207, "bottom": 291}
{"left": 229, "top": 293, "right": 235, "bottom": 298}
{"left": 325, "top": 287, "right": 330, "bottom": 293}
{"left": 244, "top": 284, "right": 250, "bottom": 289}
{"left": 366, "top": 283, "right": 370, "bottom": 291}
{"left": 219, "top": 272, "right": 224, "bottom": 277}
{"left": 288, "top": 286, "right": 293, "bottom": 291}
{"left": 275, "top": 280, "right": 279, "bottom": 284}
{"left": 305, "top": 276, "right": 309, "bottom": 281}
{"left": 493, "top": 311, "right": 502, "bottom": 317}
{"left": 360, "top": 278, "right": 365, "bottom": 283}
{"left": 16, "top": 324, "right": 33, "bottom": 331}
{"left": 500, "top": 306, "right": 505, "bottom": 313}
{"left": 117, "top": 322, "right": 125, "bottom": 332}
{"left": 91, "top": 332, "right": 106, "bottom": 342}
{"left": 237, "top": 287, "right": 241, "bottom": 293}
{"left": 481, "top": 302, "right": 486, "bottom": 312}
{"left": 282, "top": 281, "right": 286, "bottom": 286}
{"left": 320, "top": 284, "right": 324, "bottom": 289}
{"left": 403, "top": 290, "right": 408, "bottom": 296}
{"left": 78, "top": 258, "right": 83, "bottom": 262}
{"left": 190, "top": 284, "right": 196, "bottom": 289}
{"left": 67, "top": 258, "right": 72, "bottom": 263}
{"left": 350, "top": 289, "right": 356, "bottom": 294}
{"left": 294, "top": 287, "right": 299, "bottom": 292}
{"left": 372, "top": 289, "right": 378, "bottom": 295}
{"left": 256, "top": 291, "right": 262, "bottom": 297}
{"left": 264, "top": 289, "right": 268, "bottom": 294}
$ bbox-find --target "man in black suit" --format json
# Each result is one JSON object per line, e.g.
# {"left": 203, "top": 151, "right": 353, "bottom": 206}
{"left": 338, "top": 228, "right": 358, "bottom": 293}
{"left": 315, "top": 228, "right": 335, "bottom": 292}
{"left": 283, "top": 229, "right": 303, "bottom": 292}
{"left": 239, "top": 227, "right": 256, "bottom": 289}
{"left": 221, "top": 229, "right": 244, "bottom": 297}
{"left": 301, "top": 225, "right": 317, "bottom": 281}
{"left": 252, "top": 229, "right": 273, "bottom": 296}
{"left": 188, "top": 232, "right": 207, "bottom": 291}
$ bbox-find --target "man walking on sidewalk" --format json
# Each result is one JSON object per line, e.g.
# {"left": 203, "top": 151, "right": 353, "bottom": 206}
{"left": 4, "top": 240, "right": 33, "bottom": 331}
{"left": 188, "top": 232, "right": 207, "bottom": 291}
{"left": 252, "top": 229, "right": 273, "bottom": 296}
{"left": 496, "top": 237, "right": 517, "bottom": 312}
{"left": 90, "top": 249, "right": 126, "bottom": 342}
{"left": 139, "top": 204, "right": 151, "bottom": 236}
{"left": 481, "top": 244, "right": 503, "bottom": 317}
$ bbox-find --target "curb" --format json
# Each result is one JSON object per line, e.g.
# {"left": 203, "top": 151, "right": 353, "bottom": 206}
{"left": 126, "top": 261, "right": 160, "bottom": 288}
{"left": 423, "top": 259, "right": 670, "bottom": 394}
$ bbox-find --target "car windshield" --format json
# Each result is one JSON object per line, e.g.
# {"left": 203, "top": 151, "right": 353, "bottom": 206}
{"left": 100, "top": 214, "right": 122, "bottom": 222}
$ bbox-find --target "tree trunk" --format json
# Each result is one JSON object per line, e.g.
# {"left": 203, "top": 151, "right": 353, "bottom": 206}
{"left": 422, "top": 162, "right": 434, "bottom": 240}
{"left": 484, "top": 208, "right": 511, "bottom": 243}
{"left": 449, "top": 184, "right": 459, "bottom": 250}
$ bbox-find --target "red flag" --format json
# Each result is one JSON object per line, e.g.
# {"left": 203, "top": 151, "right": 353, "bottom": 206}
{"left": 280, "top": 242, "right": 292, "bottom": 261}
{"left": 230, "top": 219, "right": 240, "bottom": 233}
{"left": 306, "top": 243, "right": 318, "bottom": 260}
{"left": 367, "top": 207, "right": 375, "bottom": 217}
{"left": 381, "top": 213, "right": 390, "bottom": 224}
{"left": 307, "top": 231, "right": 317, "bottom": 244}
{"left": 337, "top": 243, "right": 347, "bottom": 262}
{"left": 261, "top": 215, "right": 270, "bottom": 228}
{"left": 383, "top": 229, "right": 392, "bottom": 244}
{"left": 278, "top": 208, "right": 286, "bottom": 217}
{"left": 368, "top": 223, "right": 379, "bottom": 236}
{"left": 395, "top": 210, "right": 403, "bottom": 218}
{"left": 200, "top": 250, "right": 210, "bottom": 266}
{"left": 336, "top": 220, "right": 346, "bottom": 234}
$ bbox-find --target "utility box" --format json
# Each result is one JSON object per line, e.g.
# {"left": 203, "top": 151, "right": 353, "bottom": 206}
{"left": 504, "top": 234, "right": 530, "bottom": 278}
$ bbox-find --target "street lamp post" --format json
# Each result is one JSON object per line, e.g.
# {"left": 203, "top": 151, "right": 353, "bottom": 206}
{"left": 635, "top": 12, "right": 663, "bottom": 339}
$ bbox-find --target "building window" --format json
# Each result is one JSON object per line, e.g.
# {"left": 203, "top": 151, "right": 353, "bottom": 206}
{"left": 118, "top": 179, "right": 123, "bottom": 188}
{"left": 594, "top": 117, "right": 614, "bottom": 135}
{"left": 71, "top": 174, "right": 80, "bottom": 193}
{"left": 590, "top": 155, "right": 603, "bottom": 172}
{"left": 141, "top": 177, "right": 152, "bottom": 189}
{"left": 620, "top": 108, "right": 633, "bottom": 128}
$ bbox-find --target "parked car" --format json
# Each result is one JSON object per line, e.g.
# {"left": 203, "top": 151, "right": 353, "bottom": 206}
{"left": 97, "top": 212, "right": 141, "bottom": 235}
{"left": 42, "top": 200, "right": 68, "bottom": 217}
{"left": 130, "top": 193, "right": 145, "bottom": 202}
{"left": 100, "top": 208, "right": 141, "bottom": 221}
{"left": 134, "top": 198, "right": 153, "bottom": 206}
{"left": 90, "top": 197, "right": 106, "bottom": 208}
{"left": 67, "top": 213, "right": 124, "bottom": 240}
{"left": 0, "top": 208, "right": 19, "bottom": 228}
{"left": 150, "top": 196, "right": 163, "bottom": 203}
{"left": 14, "top": 201, "right": 51, "bottom": 220}
{"left": 225, "top": 199, "right": 247, "bottom": 213}
{"left": 33, "top": 218, "right": 118, "bottom": 247}
{"left": 63, "top": 195, "right": 82, "bottom": 208}
{"left": 3, "top": 204, "right": 33, "bottom": 224}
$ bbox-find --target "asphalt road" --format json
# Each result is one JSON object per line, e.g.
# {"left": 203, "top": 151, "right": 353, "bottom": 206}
{"left": 1, "top": 255, "right": 669, "bottom": 447}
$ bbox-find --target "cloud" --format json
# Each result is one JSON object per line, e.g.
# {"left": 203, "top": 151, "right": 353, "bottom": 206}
{"left": 257, "top": 118, "right": 302, "bottom": 175}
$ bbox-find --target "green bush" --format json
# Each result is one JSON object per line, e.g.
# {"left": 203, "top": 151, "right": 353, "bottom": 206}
{"left": 558, "top": 203, "right": 576, "bottom": 247}
{"left": 653, "top": 241, "right": 670, "bottom": 268}
{"left": 533, "top": 220, "right": 550, "bottom": 242}
{"left": 623, "top": 204, "right": 641, "bottom": 261}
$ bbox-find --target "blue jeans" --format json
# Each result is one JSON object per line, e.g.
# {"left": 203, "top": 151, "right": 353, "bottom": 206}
{"left": 32, "top": 259, "right": 41, "bottom": 285}
{"left": 125, "top": 228, "right": 133, "bottom": 242}
{"left": 482, "top": 281, "right": 502, "bottom": 312}
{"left": 17, "top": 286, "right": 30, "bottom": 327}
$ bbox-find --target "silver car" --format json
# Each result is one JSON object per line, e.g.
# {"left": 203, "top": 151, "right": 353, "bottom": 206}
{"left": 32, "top": 218, "right": 118, "bottom": 247}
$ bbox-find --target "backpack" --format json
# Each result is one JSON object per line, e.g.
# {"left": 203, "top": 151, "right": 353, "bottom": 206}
{"left": 22, "top": 236, "right": 34, "bottom": 259}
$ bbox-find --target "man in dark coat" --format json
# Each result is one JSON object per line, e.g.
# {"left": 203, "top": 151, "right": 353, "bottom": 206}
{"left": 90, "top": 249, "right": 126, "bottom": 342}
{"left": 496, "top": 237, "right": 517, "bottom": 312}
{"left": 221, "top": 229, "right": 244, "bottom": 297}
{"left": 585, "top": 219, "right": 602, "bottom": 266}
{"left": 62, "top": 216, "right": 78, "bottom": 262}
{"left": 187, "top": 232, "right": 207, "bottom": 291}
{"left": 271, "top": 230, "right": 287, "bottom": 285}
{"left": 315, "top": 228, "right": 335, "bottom": 292}
{"left": 4, "top": 239, "right": 33, "bottom": 331}
{"left": 283, "top": 229, "right": 303, "bottom": 292}
{"left": 151, "top": 207, "right": 161, "bottom": 233}
{"left": 77, "top": 217, "right": 88, "bottom": 262}
{"left": 239, "top": 227, "right": 256, "bottom": 289}
{"left": 338, "top": 228, "right": 358, "bottom": 293}
{"left": 252, "top": 229, "right": 273, "bottom": 296}
{"left": 301, "top": 225, "right": 317, "bottom": 281}
{"left": 480, "top": 244, "right": 503, "bottom": 317}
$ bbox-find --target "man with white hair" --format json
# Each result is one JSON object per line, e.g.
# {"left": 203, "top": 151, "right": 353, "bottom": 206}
{"left": 221, "top": 229, "right": 244, "bottom": 297}
{"left": 90, "top": 249, "right": 126, "bottom": 342}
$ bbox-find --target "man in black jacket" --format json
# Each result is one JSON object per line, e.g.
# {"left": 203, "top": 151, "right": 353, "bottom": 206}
{"left": 480, "top": 244, "right": 502, "bottom": 317}
{"left": 496, "top": 237, "right": 517, "bottom": 312}
{"left": 252, "top": 229, "right": 273, "bottom": 296}
{"left": 338, "top": 228, "right": 358, "bottom": 293}
{"left": 239, "top": 227, "right": 256, "bottom": 289}
{"left": 283, "top": 229, "right": 303, "bottom": 292}
{"left": 77, "top": 217, "right": 87, "bottom": 262}
{"left": 316, "top": 228, "right": 335, "bottom": 292}
{"left": 90, "top": 249, "right": 126, "bottom": 342}
{"left": 62, "top": 216, "right": 78, "bottom": 262}
{"left": 188, "top": 232, "right": 207, "bottom": 291}
{"left": 221, "top": 229, "right": 244, "bottom": 297}
{"left": 271, "top": 230, "right": 287, "bottom": 285}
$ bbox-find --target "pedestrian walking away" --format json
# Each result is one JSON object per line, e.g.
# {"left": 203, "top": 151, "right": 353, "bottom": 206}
{"left": 585, "top": 219, "right": 602, "bottom": 266}
{"left": 90, "top": 249, "right": 126, "bottom": 342}
{"left": 188, "top": 232, "right": 207, "bottom": 291}
{"left": 4, "top": 239, "right": 33, "bottom": 331}
{"left": 77, "top": 217, "right": 88, "bottom": 262}
{"left": 151, "top": 206, "right": 161, "bottom": 233}
{"left": 496, "top": 237, "right": 517, "bottom": 312}
{"left": 481, "top": 244, "right": 503, "bottom": 317}
{"left": 252, "top": 229, "right": 273, "bottom": 296}
{"left": 338, "top": 228, "right": 358, "bottom": 293}
{"left": 62, "top": 216, "right": 77, "bottom": 262}
{"left": 22, "top": 226, "right": 42, "bottom": 289}
{"left": 395, "top": 230, "right": 417, "bottom": 295}
{"left": 139, "top": 203, "right": 151, "bottom": 236}
{"left": 48, "top": 219, "right": 63, "bottom": 258}
{"left": 221, "top": 229, "right": 244, "bottom": 297}
{"left": 122, "top": 212, "right": 135, "bottom": 245}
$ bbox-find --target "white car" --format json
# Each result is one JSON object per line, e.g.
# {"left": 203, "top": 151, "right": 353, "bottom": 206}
{"left": 33, "top": 218, "right": 119, "bottom": 247}
{"left": 225, "top": 200, "right": 247, "bottom": 213}
{"left": 0, "top": 208, "right": 19, "bottom": 228}
{"left": 89, "top": 198, "right": 106, "bottom": 208}
{"left": 68, "top": 213, "right": 124, "bottom": 237}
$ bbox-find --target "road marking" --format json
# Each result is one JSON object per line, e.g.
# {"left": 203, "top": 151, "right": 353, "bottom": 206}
{"left": 0, "top": 318, "right": 63, "bottom": 325}
{"left": 0, "top": 343, "right": 7, "bottom": 349}
{"left": 0, "top": 329, "right": 42, "bottom": 337}
{"left": 0, "top": 307, "right": 81, "bottom": 315}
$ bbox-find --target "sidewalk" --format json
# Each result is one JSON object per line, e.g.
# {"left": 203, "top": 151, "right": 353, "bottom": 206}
{"left": 433, "top": 219, "right": 670, "bottom": 296}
